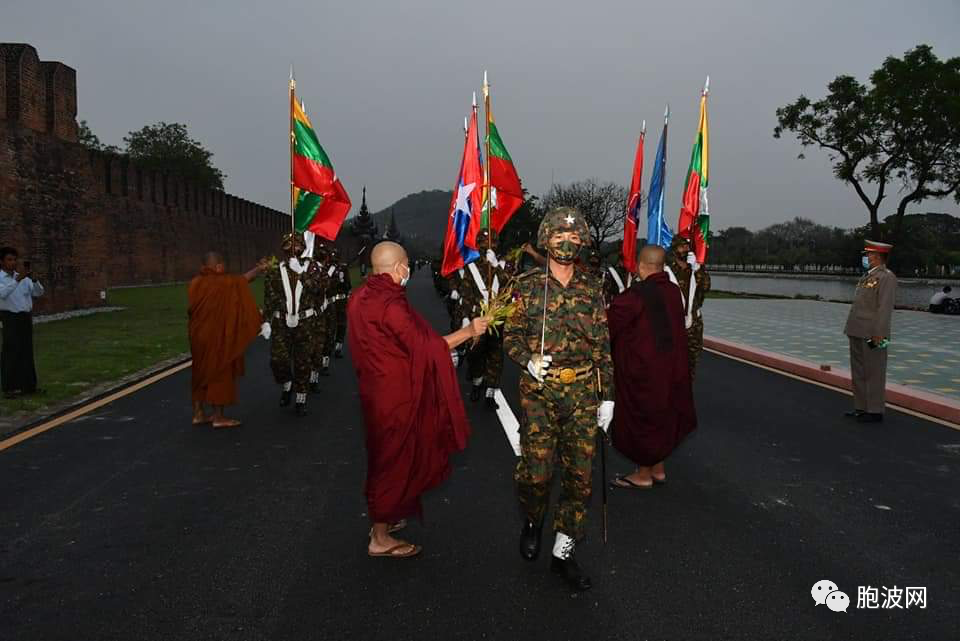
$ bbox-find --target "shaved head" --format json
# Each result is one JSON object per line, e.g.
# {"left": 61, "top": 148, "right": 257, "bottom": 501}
{"left": 636, "top": 245, "right": 665, "bottom": 281}
{"left": 203, "top": 251, "right": 225, "bottom": 267}
{"left": 639, "top": 245, "right": 665, "bottom": 269}
{"left": 371, "top": 241, "right": 407, "bottom": 274}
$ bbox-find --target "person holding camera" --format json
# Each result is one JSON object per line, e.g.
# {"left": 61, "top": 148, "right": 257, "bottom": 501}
{"left": 0, "top": 247, "right": 45, "bottom": 398}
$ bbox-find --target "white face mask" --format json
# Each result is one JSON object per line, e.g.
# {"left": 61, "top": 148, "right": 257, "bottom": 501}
{"left": 398, "top": 263, "right": 410, "bottom": 287}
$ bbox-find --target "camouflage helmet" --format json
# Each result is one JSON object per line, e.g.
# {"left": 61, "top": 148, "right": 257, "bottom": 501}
{"left": 281, "top": 231, "right": 306, "bottom": 254}
{"left": 537, "top": 207, "right": 589, "bottom": 248}
{"left": 475, "top": 227, "right": 499, "bottom": 248}
{"left": 670, "top": 233, "right": 692, "bottom": 252}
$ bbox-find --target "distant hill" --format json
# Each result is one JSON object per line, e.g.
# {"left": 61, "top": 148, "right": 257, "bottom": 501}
{"left": 371, "top": 189, "right": 453, "bottom": 255}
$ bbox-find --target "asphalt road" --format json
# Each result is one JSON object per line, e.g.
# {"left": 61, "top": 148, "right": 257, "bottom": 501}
{"left": 2, "top": 269, "right": 958, "bottom": 641}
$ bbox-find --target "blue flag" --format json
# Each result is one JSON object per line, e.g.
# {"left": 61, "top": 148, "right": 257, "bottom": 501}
{"left": 647, "top": 114, "right": 673, "bottom": 248}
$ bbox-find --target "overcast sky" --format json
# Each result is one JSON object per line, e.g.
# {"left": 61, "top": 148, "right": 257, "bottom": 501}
{"left": 6, "top": 0, "right": 959, "bottom": 230}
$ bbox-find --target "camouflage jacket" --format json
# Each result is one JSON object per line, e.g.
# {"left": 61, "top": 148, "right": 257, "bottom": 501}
{"left": 601, "top": 265, "right": 633, "bottom": 307}
{"left": 665, "top": 257, "right": 710, "bottom": 316}
{"left": 457, "top": 257, "right": 515, "bottom": 324}
{"left": 263, "top": 258, "right": 329, "bottom": 324}
{"left": 504, "top": 265, "right": 614, "bottom": 399}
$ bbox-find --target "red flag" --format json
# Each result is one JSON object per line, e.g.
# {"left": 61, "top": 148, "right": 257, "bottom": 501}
{"left": 622, "top": 129, "right": 645, "bottom": 273}
{"left": 441, "top": 108, "right": 485, "bottom": 277}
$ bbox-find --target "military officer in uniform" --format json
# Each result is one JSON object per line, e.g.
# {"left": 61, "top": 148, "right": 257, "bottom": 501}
{"left": 602, "top": 254, "right": 633, "bottom": 308}
{"left": 665, "top": 234, "right": 711, "bottom": 379}
{"left": 263, "top": 232, "right": 326, "bottom": 416}
{"left": 458, "top": 228, "right": 512, "bottom": 408}
{"left": 332, "top": 253, "right": 351, "bottom": 358}
{"left": 504, "top": 207, "right": 615, "bottom": 592}
{"left": 843, "top": 240, "right": 897, "bottom": 423}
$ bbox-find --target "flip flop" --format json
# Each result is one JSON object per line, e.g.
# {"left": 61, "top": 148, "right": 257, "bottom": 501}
{"left": 192, "top": 416, "right": 213, "bottom": 426}
{"left": 609, "top": 475, "right": 653, "bottom": 490}
{"left": 368, "top": 543, "right": 422, "bottom": 559}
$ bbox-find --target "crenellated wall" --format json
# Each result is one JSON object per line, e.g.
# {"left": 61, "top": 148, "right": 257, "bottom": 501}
{"left": 0, "top": 43, "right": 289, "bottom": 313}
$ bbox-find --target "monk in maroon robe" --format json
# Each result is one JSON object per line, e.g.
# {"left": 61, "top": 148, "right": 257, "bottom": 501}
{"left": 607, "top": 245, "right": 697, "bottom": 489}
{"left": 188, "top": 252, "right": 265, "bottom": 428}
{"left": 347, "top": 241, "right": 489, "bottom": 558}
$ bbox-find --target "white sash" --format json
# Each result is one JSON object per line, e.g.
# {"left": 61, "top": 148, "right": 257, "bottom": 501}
{"left": 280, "top": 263, "right": 305, "bottom": 328}
{"left": 607, "top": 266, "right": 626, "bottom": 293}
{"left": 467, "top": 261, "right": 499, "bottom": 305}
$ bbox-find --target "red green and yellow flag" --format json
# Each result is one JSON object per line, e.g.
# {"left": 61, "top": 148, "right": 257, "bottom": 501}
{"left": 292, "top": 98, "right": 351, "bottom": 240}
{"left": 677, "top": 78, "right": 710, "bottom": 263}
{"left": 483, "top": 111, "right": 523, "bottom": 233}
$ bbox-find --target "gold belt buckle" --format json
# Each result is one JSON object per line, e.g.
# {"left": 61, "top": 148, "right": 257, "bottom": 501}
{"left": 559, "top": 368, "right": 577, "bottom": 384}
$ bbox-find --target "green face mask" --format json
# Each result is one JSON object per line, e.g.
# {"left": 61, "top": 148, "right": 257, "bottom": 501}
{"left": 549, "top": 240, "right": 582, "bottom": 265}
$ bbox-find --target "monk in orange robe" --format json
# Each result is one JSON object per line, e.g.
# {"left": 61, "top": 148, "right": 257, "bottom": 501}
{"left": 188, "top": 251, "right": 265, "bottom": 428}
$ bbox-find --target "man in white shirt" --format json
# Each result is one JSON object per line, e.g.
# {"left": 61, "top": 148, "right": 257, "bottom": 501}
{"left": 929, "top": 286, "right": 952, "bottom": 313}
{"left": 0, "top": 247, "right": 45, "bottom": 397}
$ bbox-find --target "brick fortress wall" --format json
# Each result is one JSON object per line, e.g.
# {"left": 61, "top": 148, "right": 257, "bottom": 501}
{"left": 0, "top": 43, "right": 288, "bottom": 313}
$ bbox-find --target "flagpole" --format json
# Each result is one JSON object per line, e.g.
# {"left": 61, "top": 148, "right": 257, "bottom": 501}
{"left": 483, "top": 70, "right": 493, "bottom": 292}
{"left": 289, "top": 65, "right": 296, "bottom": 233}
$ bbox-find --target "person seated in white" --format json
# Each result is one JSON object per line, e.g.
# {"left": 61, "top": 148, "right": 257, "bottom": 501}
{"left": 929, "top": 286, "right": 952, "bottom": 313}
{"left": 0, "top": 247, "right": 45, "bottom": 397}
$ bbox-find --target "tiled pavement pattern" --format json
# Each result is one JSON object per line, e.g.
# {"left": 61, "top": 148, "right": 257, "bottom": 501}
{"left": 703, "top": 299, "right": 960, "bottom": 402}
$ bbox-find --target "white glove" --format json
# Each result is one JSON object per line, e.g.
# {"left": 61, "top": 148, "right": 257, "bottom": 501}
{"left": 450, "top": 290, "right": 460, "bottom": 301}
{"left": 686, "top": 252, "right": 700, "bottom": 271}
{"left": 260, "top": 322, "right": 272, "bottom": 340}
{"left": 526, "top": 354, "right": 553, "bottom": 382}
{"left": 461, "top": 317, "right": 470, "bottom": 329}
{"left": 485, "top": 249, "right": 498, "bottom": 265}
{"left": 597, "top": 400, "right": 615, "bottom": 433}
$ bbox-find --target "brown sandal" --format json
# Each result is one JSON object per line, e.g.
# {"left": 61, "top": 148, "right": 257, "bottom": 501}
{"left": 192, "top": 416, "right": 212, "bottom": 425}
{"left": 368, "top": 543, "right": 422, "bottom": 559}
{"left": 368, "top": 520, "right": 408, "bottom": 538}
{"left": 212, "top": 418, "right": 242, "bottom": 429}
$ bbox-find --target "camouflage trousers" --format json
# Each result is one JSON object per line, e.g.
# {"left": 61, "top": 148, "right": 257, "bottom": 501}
{"left": 323, "top": 306, "right": 337, "bottom": 356}
{"left": 270, "top": 316, "right": 321, "bottom": 394}
{"left": 686, "top": 315, "right": 704, "bottom": 380}
{"left": 515, "top": 375, "right": 599, "bottom": 541}
{"left": 467, "top": 333, "right": 504, "bottom": 387}
{"left": 335, "top": 301, "right": 347, "bottom": 343}
{"left": 308, "top": 311, "right": 331, "bottom": 371}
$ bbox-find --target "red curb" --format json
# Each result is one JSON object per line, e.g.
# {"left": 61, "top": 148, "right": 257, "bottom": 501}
{"left": 704, "top": 336, "right": 960, "bottom": 425}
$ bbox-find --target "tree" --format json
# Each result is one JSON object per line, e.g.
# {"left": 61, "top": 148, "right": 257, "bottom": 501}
{"left": 541, "top": 179, "right": 628, "bottom": 254}
{"left": 774, "top": 45, "right": 960, "bottom": 242}
{"left": 77, "top": 119, "right": 119, "bottom": 153}
{"left": 123, "top": 122, "right": 226, "bottom": 190}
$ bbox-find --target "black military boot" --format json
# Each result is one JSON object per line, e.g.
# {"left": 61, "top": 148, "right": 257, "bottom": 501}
{"left": 550, "top": 533, "right": 591, "bottom": 592}
{"left": 519, "top": 519, "right": 542, "bottom": 561}
{"left": 484, "top": 388, "right": 498, "bottom": 411}
{"left": 856, "top": 412, "right": 883, "bottom": 423}
{"left": 321, "top": 356, "right": 331, "bottom": 377}
{"left": 280, "top": 388, "right": 292, "bottom": 407}
{"left": 309, "top": 372, "right": 321, "bottom": 394}
{"left": 470, "top": 383, "right": 483, "bottom": 403}
{"left": 844, "top": 409, "right": 865, "bottom": 419}
{"left": 334, "top": 342, "right": 344, "bottom": 358}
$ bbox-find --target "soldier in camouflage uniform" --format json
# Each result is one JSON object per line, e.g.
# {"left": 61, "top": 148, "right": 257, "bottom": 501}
{"left": 504, "top": 207, "right": 615, "bottom": 593}
{"left": 665, "top": 234, "right": 711, "bottom": 379}
{"left": 308, "top": 240, "right": 338, "bottom": 381}
{"left": 263, "top": 232, "right": 327, "bottom": 416}
{"left": 458, "top": 228, "right": 513, "bottom": 409}
{"left": 332, "top": 254, "right": 351, "bottom": 358}
{"left": 601, "top": 255, "right": 634, "bottom": 308}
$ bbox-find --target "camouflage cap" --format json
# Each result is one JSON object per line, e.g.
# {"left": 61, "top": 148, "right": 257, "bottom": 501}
{"left": 281, "top": 231, "right": 306, "bottom": 253}
{"left": 475, "top": 227, "right": 499, "bottom": 247}
{"left": 537, "top": 207, "right": 589, "bottom": 248}
{"left": 670, "top": 233, "right": 692, "bottom": 251}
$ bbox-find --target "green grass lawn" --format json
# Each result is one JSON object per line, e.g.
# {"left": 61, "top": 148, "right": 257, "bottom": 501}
{"left": 0, "top": 280, "right": 265, "bottom": 419}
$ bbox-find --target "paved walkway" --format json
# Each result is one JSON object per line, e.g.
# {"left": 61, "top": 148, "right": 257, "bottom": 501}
{"left": 704, "top": 299, "right": 960, "bottom": 401}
